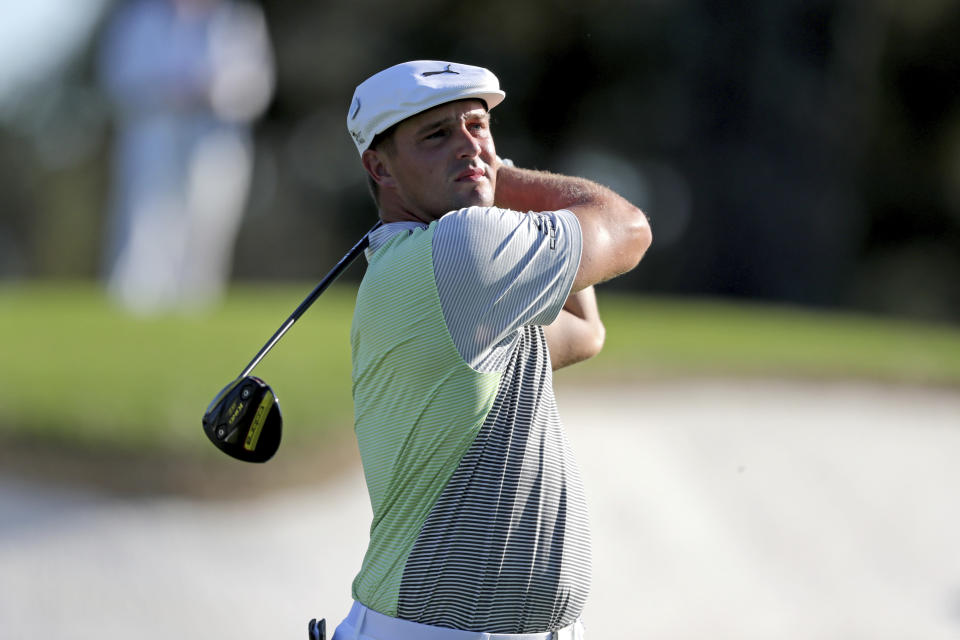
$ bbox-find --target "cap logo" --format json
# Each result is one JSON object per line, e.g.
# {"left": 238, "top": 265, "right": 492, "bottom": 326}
{"left": 351, "top": 97, "right": 362, "bottom": 120}
{"left": 422, "top": 64, "right": 460, "bottom": 77}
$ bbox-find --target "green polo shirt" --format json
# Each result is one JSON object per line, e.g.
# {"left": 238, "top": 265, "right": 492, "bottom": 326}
{"left": 350, "top": 206, "right": 589, "bottom": 634}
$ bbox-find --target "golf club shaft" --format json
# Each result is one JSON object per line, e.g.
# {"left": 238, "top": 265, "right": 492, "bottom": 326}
{"left": 238, "top": 222, "right": 382, "bottom": 378}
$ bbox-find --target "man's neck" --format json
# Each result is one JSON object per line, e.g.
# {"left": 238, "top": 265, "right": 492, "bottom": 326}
{"left": 376, "top": 194, "right": 435, "bottom": 225}
{"left": 379, "top": 209, "right": 433, "bottom": 225}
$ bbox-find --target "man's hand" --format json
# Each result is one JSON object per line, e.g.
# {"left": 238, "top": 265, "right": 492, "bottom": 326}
{"left": 543, "top": 286, "right": 605, "bottom": 370}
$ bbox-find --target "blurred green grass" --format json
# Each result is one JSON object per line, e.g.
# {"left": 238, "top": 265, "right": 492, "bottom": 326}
{"left": 0, "top": 282, "right": 357, "bottom": 457}
{"left": 1, "top": 282, "right": 958, "bottom": 456}
{"left": 595, "top": 296, "right": 960, "bottom": 384}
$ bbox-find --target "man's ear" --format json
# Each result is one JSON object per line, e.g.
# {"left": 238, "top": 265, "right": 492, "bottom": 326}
{"left": 361, "top": 149, "right": 396, "bottom": 190}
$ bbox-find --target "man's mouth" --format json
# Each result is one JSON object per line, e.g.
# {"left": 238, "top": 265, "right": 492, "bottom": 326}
{"left": 455, "top": 167, "right": 487, "bottom": 182}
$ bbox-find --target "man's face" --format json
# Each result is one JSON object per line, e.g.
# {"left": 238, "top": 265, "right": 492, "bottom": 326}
{"left": 377, "top": 99, "right": 497, "bottom": 221}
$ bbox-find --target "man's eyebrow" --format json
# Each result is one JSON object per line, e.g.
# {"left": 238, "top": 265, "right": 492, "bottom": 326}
{"left": 415, "top": 111, "right": 490, "bottom": 136}
{"left": 415, "top": 117, "right": 452, "bottom": 136}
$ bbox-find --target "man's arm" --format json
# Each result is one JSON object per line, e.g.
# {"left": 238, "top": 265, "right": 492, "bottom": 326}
{"left": 494, "top": 162, "right": 649, "bottom": 369}
{"left": 493, "top": 163, "right": 652, "bottom": 291}
{"left": 542, "top": 286, "right": 605, "bottom": 370}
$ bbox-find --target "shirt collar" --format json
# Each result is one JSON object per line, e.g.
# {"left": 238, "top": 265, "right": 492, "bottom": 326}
{"left": 365, "top": 220, "right": 428, "bottom": 258}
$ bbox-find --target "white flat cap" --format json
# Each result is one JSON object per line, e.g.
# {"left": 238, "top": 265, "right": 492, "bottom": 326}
{"left": 347, "top": 60, "right": 506, "bottom": 155}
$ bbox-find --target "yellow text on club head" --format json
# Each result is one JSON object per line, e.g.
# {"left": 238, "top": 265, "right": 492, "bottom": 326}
{"left": 244, "top": 389, "right": 275, "bottom": 451}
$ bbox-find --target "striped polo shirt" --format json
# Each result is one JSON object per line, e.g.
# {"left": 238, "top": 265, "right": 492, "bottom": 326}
{"left": 349, "top": 206, "right": 589, "bottom": 634}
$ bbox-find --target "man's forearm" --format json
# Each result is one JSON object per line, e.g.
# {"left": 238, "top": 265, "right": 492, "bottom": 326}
{"left": 494, "top": 165, "right": 607, "bottom": 213}
{"left": 543, "top": 286, "right": 606, "bottom": 370}
{"left": 560, "top": 285, "right": 601, "bottom": 324}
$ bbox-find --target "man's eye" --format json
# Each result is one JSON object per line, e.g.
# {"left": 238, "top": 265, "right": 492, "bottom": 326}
{"left": 425, "top": 129, "right": 446, "bottom": 140}
{"left": 469, "top": 122, "right": 490, "bottom": 137}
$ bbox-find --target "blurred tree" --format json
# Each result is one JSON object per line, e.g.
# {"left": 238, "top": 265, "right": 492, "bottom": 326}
{"left": 1, "top": 0, "right": 958, "bottom": 322}
{"left": 856, "top": 0, "right": 960, "bottom": 319}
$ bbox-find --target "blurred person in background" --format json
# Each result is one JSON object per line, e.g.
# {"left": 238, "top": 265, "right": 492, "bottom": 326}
{"left": 98, "top": 0, "right": 274, "bottom": 313}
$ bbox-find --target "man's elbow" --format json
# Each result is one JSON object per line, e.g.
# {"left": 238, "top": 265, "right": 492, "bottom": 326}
{"left": 586, "top": 319, "right": 606, "bottom": 360}
{"left": 631, "top": 207, "right": 653, "bottom": 259}
{"left": 574, "top": 205, "right": 653, "bottom": 290}
{"left": 618, "top": 206, "right": 652, "bottom": 275}
{"left": 577, "top": 318, "right": 606, "bottom": 363}
{"left": 552, "top": 321, "right": 606, "bottom": 370}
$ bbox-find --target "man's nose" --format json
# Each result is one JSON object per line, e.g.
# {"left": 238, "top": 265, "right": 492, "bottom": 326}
{"left": 454, "top": 126, "right": 481, "bottom": 157}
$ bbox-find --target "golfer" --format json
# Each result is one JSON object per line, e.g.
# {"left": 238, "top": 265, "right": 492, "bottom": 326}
{"left": 334, "top": 60, "right": 651, "bottom": 640}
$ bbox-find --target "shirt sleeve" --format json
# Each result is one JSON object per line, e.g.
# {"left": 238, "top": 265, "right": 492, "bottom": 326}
{"left": 432, "top": 206, "right": 582, "bottom": 371}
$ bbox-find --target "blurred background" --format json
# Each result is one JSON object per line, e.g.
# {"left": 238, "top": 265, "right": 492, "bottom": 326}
{"left": 0, "top": 0, "right": 958, "bottom": 319}
{"left": 3, "top": 1, "right": 960, "bottom": 639}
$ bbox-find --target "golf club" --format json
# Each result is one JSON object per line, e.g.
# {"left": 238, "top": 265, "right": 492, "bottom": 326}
{"left": 202, "top": 222, "right": 382, "bottom": 462}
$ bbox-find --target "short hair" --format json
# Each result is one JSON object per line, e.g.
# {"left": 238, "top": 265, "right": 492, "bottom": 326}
{"left": 365, "top": 123, "right": 398, "bottom": 207}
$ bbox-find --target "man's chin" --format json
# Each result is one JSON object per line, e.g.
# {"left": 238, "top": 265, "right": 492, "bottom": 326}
{"left": 454, "top": 185, "right": 495, "bottom": 210}
{"left": 425, "top": 186, "right": 494, "bottom": 218}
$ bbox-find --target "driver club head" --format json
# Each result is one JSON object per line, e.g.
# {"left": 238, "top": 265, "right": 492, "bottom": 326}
{"left": 202, "top": 376, "right": 282, "bottom": 463}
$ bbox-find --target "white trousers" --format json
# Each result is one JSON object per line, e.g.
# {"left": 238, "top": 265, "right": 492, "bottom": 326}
{"left": 331, "top": 601, "right": 585, "bottom": 640}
